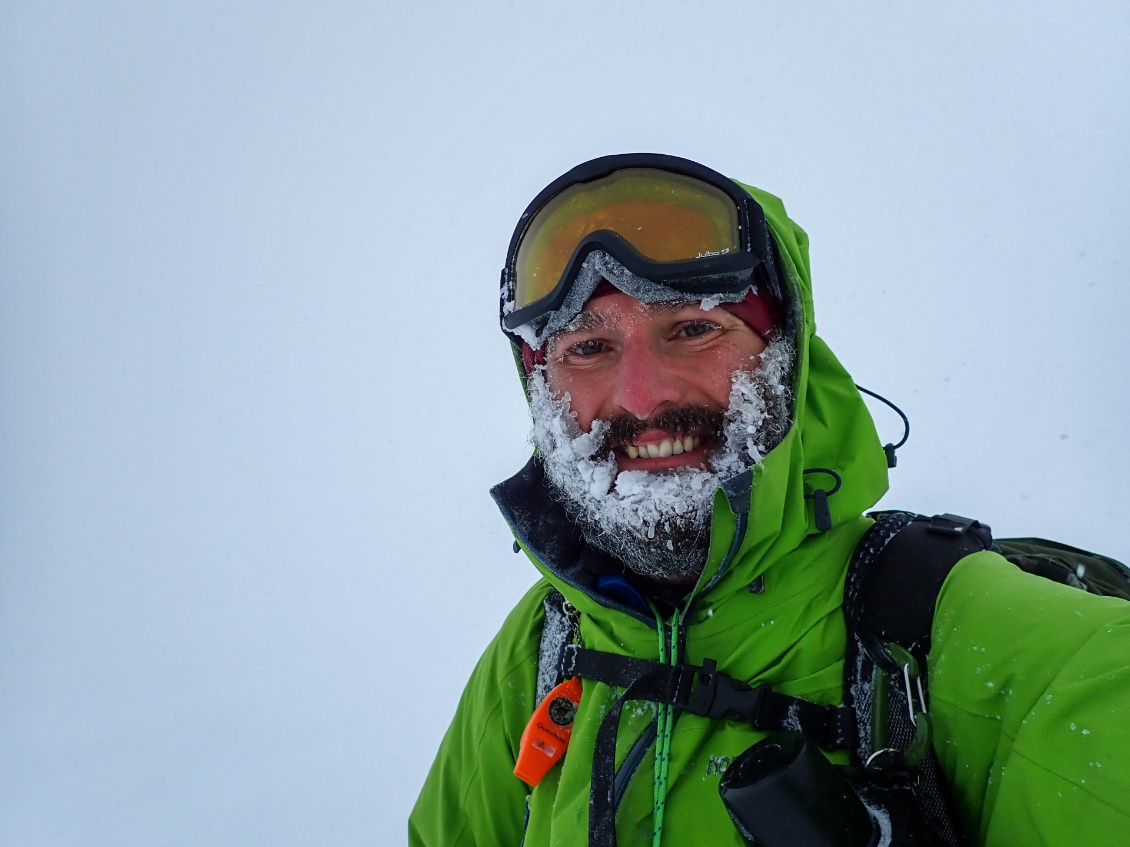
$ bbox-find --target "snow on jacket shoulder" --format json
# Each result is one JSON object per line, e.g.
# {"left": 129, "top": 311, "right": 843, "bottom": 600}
{"left": 930, "top": 550, "right": 1130, "bottom": 845}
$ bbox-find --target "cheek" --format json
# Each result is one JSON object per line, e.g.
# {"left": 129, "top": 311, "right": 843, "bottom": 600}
{"left": 695, "top": 350, "right": 760, "bottom": 408}
{"left": 545, "top": 367, "right": 601, "bottom": 432}
{"left": 703, "top": 373, "right": 739, "bottom": 409}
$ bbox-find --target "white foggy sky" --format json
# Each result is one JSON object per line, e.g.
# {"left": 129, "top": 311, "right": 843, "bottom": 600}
{"left": 1, "top": 2, "right": 1127, "bottom": 844}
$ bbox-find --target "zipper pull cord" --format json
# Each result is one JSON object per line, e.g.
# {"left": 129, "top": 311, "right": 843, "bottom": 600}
{"left": 649, "top": 609, "right": 679, "bottom": 847}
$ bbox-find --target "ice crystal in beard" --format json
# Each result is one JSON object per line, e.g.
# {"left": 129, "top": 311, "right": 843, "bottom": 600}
{"left": 715, "top": 336, "right": 794, "bottom": 476}
{"left": 527, "top": 338, "right": 794, "bottom": 584}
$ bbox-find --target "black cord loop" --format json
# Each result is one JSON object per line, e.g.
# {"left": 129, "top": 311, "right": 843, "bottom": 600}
{"left": 803, "top": 468, "right": 843, "bottom": 532}
{"left": 855, "top": 384, "right": 910, "bottom": 468}
{"left": 802, "top": 467, "right": 843, "bottom": 496}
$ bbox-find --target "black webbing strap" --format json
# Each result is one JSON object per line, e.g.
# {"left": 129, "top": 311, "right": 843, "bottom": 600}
{"left": 563, "top": 645, "right": 855, "bottom": 746}
{"left": 564, "top": 645, "right": 691, "bottom": 692}
{"left": 588, "top": 667, "right": 691, "bottom": 847}
{"left": 563, "top": 645, "right": 857, "bottom": 847}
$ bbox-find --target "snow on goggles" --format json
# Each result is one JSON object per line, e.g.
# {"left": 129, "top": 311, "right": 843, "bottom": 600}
{"left": 500, "top": 153, "right": 779, "bottom": 334}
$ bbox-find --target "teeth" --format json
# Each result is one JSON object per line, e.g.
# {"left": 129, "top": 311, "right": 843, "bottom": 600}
{"left": 626, "top": 435, "right": 703, "bottom": 460}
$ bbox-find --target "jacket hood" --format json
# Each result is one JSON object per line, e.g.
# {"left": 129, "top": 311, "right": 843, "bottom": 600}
{"left": 492, "top": 180, "right": 890, "bottom": 626}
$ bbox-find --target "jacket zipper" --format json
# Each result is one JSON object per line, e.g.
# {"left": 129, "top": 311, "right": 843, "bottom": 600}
{"left": 652, "top": 511, "right": 749, "bottom": 846}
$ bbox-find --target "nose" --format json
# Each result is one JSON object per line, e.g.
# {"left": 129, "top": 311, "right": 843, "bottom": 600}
{"left": 608, "top": 339, "right": 683, "bottom": 420}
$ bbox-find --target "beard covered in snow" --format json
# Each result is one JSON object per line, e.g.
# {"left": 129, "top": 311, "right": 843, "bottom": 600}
{"left": 528, "top": 337, "right": 794, "bottom": 583}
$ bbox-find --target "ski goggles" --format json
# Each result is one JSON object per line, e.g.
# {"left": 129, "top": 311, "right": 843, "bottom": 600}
{"left": 500, "top": 153, "right": 784, "bottom": 339}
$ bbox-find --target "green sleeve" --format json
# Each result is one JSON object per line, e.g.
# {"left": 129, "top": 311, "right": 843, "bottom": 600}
{"left": 409, "top": 584, "right": 546, "bottom": 847}
{"left": 929, "top": 550, "right": 1130, "bottom": 846}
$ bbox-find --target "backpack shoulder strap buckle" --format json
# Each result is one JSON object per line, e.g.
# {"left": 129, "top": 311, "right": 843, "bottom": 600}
{"left": 926, "top": 513, "right": 993, "bottom": 546}
{"left": 927, "top": 513, "right": 975, "bottom": 536}
{"left": 684, "top": 658, "right": 768, "bottom": 724}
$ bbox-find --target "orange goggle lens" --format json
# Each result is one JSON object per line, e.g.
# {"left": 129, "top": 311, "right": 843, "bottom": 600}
{"left": 512, "top": 168, "right": 742, "bottom": 312}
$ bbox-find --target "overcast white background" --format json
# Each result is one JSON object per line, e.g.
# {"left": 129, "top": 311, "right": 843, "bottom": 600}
{"left": 1, "top": 2, "right": 1127, "bottom": 844}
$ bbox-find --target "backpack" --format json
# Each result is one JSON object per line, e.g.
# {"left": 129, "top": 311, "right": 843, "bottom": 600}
{"left": 532, "top": 511, "right": 1130, "bottom": 847}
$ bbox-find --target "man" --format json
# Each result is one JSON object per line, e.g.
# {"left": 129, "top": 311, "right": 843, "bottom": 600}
{"left": 410, "top": 154, "right": 1130, "bottom": 845}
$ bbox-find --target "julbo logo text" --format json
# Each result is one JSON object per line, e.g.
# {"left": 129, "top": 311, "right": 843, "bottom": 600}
{"left": 696, "top": 248, "right": 730, "bottom": 258}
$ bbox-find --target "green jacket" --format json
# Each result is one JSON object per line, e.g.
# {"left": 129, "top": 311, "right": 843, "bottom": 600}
{"left": 410, "top": 185, "right": 1130, "bottom": 846}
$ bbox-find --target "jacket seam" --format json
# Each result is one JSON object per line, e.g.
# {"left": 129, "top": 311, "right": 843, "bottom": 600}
{"left": 931, "top": 620, "right": 1125, "bottom": 730}
{"left": 473, "top": 643, "right": 542, "bottom": 756}
{"left": 932, "top": 622, "right": 1129, "bottom": 821}
{"left": 1003, "top": 745, "right": 1130, "bottom": 821}
{"left": 454, "top": 639, "right": 543, "bottom": 826}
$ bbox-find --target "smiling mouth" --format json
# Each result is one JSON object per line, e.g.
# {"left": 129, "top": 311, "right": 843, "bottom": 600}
{"left": 623, "top": 434, "right": 705, "bottom": 459}
{"left": 602, "top": 406, "right": 722, "bottom": 465}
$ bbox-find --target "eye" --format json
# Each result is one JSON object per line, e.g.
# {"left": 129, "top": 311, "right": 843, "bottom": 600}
{"left": 677, "top": 321, "right": 719, "bottom": 339}
{"left": 567, "top": 338, "right": 608, "bottom": 357}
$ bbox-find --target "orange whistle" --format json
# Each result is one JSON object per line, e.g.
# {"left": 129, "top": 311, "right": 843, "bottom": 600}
{"left": 513, "top": 676, "right": 583, "bottom": 786}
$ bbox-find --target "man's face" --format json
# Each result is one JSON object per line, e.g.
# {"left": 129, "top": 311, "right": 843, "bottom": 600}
{"left": 544, "top": 291, "right": 768, "bottom": 475}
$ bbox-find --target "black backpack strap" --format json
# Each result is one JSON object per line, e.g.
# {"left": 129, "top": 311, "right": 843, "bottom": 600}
{"left": 849, "top": 512, "right": 992, "bottom": 669}
{"left": 562, "top": 645, "right": 856, "bottom": 748}
{"left": 842, "top": 511, "right": 992, "bottom": 847}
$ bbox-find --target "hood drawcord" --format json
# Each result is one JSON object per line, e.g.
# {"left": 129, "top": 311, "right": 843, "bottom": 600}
{"left": 802, "top": 467, "right": 843, "bottom": 532}
{"left": 855, "top": 384, "right": 910, "bottom": 468}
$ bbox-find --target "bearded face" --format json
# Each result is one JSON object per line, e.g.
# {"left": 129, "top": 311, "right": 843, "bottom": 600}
{"left": 528, "top": 333, "right": 793, "bottom": 584}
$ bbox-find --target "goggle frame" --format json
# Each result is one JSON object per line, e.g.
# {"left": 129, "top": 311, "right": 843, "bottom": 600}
{"left": 500, "top": 153, "right": 784, "bottom": 339}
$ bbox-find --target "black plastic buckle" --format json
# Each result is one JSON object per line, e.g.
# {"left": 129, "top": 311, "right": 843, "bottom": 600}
{"left": 684, "top": 659, "right": 767, "bottom": 725}
{"left": 926, "top": 513, "right": 993, "bottom": 550}
{"left": 927, "top": 513, "right": 975, "bottom": 536}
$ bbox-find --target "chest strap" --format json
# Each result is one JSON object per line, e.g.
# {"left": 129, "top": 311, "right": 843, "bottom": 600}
{"left": 563, "top": 645, "right": 856, "bottom": 748}
{"left": 562, "top": 644, "right": 857, "bottom": 847}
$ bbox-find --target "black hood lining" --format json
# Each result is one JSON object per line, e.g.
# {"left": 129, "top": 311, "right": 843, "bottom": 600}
{"left": 491, "top": 457, "right": 690, "bottom": 615}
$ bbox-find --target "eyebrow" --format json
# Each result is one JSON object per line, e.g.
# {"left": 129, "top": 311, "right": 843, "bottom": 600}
{"left": 547, "top": 298, "right": 713, "bottom": 351}
{"left": 561, "top": 310, "right": 606, "bottom": 333}
{"left": 545, "top": 311, "right": 603, "bottom": 354}
{"left": 646, "top": 299, "right": 706, "bottom": 315}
